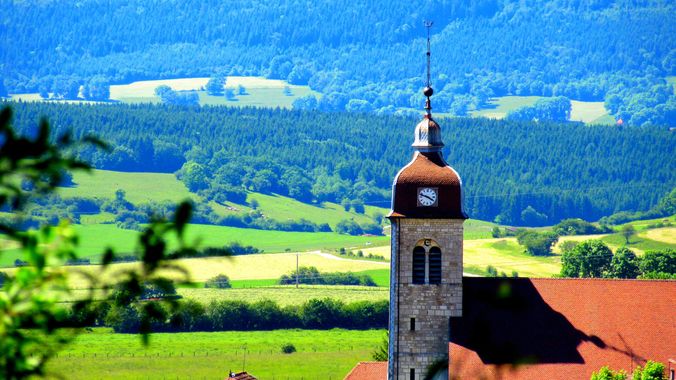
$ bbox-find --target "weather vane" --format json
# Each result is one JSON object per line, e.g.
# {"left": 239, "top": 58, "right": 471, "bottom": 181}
{"left": 423, "top": 20, "right": 434, "bottom": 114}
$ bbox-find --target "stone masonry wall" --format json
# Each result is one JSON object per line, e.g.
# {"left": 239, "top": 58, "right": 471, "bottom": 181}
{"left": 389, "top": 218, "right": 464, "bottom": 380}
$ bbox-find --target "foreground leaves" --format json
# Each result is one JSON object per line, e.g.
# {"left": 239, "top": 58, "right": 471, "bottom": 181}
{"left": 0, "top": 106, "right": 194, "bottom": 379}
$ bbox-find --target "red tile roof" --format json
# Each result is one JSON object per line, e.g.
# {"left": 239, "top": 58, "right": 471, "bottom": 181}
{"left": 344, "top": 278, "right": 675, "bottom": 380}
{"left": 227, "top": 372, "right": 257, "bottom": 380}
{"left": 344, "top": 361, "right": 387, "bottom": 380}
{"left": 449, "top": 277, "right": 676, "bottom": 380}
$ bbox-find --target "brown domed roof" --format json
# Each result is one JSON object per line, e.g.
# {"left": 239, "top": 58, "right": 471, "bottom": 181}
{"left": 397, "top": 151, "right": 460, "bottom": 186}
{"left": 389, "top": 151, "right": 466, "bottom": 219}
{"left": 388, "top": 112, "right": 466, "bottom": 219}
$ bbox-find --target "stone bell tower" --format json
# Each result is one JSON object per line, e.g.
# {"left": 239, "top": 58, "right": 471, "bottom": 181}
{"left": 386, "top": 24, "right": 467, "bottom": 380}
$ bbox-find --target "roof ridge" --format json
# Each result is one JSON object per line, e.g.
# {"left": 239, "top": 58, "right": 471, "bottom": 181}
{"left": 465, "top": 277, "right": 676, "bottom": 283}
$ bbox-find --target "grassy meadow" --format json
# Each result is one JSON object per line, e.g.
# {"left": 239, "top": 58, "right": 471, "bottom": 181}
{"left": 222, "top": 268, "right": 389, "bottom": 289}
{"left": 46, "top": 328, "right": 383, "bottom": 380}
{"left": 0, "top": 223, "right": 388, "bottom": 267}
{"left": 60, "top": 169, "right": 196, "bottom": 204}
{"left": 11, "top": 76, "right": 320, "bottom": 109}
{"left": 20, "top": 251, "right": 388, "bottom": 289}
{"left": 600, "top": 226, "right": 675, "bottom": 254}
{"left": 3, "top": 218, "right": 671, "bottom": 279}
{"left": 246, "top": 192, "right": 385, "bottom": 228}
{"left": 58, "top": 168, "right": 390, "bottom": 229}
{"left": 470, "top": 95, "right": 613, "bottom": 124}
{"left": 110, "top": 76, "right": 319, "bottom": 109}
{"left": 177, "top": 285, "right": 389, "bottom": 306}
{"left": 642, "top": 227, "right": 676, "bottom": 245}
{"left": 463, "top": 238, "right": 561, "bottom": 277}
{"left": 10, "top": 76, "right": 622, "bottom": 126}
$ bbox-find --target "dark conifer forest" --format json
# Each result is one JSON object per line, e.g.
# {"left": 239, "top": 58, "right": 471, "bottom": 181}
{"left": 1, "top": 0, "right": 674, "bottom": 125}
{"left": 6, "top": 101, "right": 674, "bottom": 226}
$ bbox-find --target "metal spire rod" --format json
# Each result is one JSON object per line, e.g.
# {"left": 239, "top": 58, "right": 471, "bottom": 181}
{"left": 424, "top": 20, "right": 433, "bottom": 88}
{"left": 423, "top": 20, "right": 434, "bottom": 114}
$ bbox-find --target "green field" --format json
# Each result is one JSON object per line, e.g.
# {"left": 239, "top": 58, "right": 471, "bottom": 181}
{"left": 471, "top": 96, "right": 542, "bottom": 119}
{"left": 112, "top": 76, "right": 319, "bottom": 109}
{"left": 569, "top": 100, "right": 613, "bottom": 124}
{"left": 177, "top": 285, "right": 389, "bottom": 306}
{"left": 12, "top": 76, "right": 320, "bottom": 109}
{"left": 59, "top": 169, "right": 196, "bottom": 204}
{"left": 667, "top": 76, "right": 676, "bottom": 93}
{"left": 18, "top": 250, "right": 387, "bottom": 289}
{"left": 464, "top": 238, "right": 562, "bottom": 277}
{"left": 471, "top": 95, "right": 612, "bottom": 124}
{"left": 0, "top": 222, "right": 389, "bottom": 267}
{"left": 223, "top": 268, "right": 390, "bottom": 289}
{"left": 46, "top": 328, "right": 383, "bottom": 380}
{"left": 620, "top": 215, "right": 675, "bottom": 232}
{"left": 247, "top": 192, "right": 386, "bottom": 229}
{"left": 601, "top": 226, "right": 675, "bottom": 254}
{"left": 463, "top": 219, "right": 499, "bottom": 239}
{"left": 58, "top": 169, "right": 389, "bottom": 230}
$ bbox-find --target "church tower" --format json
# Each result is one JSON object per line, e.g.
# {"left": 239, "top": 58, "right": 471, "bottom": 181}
{"left": 387, "top": 26, "right": 467, "bottom": 380}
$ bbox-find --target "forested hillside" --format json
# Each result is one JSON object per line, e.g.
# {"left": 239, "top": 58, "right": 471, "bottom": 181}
{"left": 1, "top": 0, "right": 674, "bottom": 125}
{"left": 7, "top": 101, "right": 674, "bottom": 226}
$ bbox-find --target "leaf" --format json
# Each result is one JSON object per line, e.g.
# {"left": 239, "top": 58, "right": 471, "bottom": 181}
{"left": 101, "top": 248, "right": 114, "bottom": 267}
{"left": 173, "top": 201, "right": 192, "bottom": 236}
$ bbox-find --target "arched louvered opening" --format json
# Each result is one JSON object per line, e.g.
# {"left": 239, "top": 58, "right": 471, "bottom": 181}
{"left": 412, "top": 246, "right": 426, "bottom": 284}
{"left": 428, "top": 246, "right": 442, "bottom": 284}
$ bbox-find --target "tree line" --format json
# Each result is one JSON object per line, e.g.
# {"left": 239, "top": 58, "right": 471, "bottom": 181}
{"left": 560, "top": 242, "right": 675, "bottom": 279}
{"left": 77, "top": 297, "right": 389, "bottom": 333}
{"left": 1, "top": 0, "right": 674, "bottom": 125}
{"left": 278, "top": 266, "right": 378, "bottom": 287}
{"left": 6, "top": 101, "right": 675, "bottom": 226}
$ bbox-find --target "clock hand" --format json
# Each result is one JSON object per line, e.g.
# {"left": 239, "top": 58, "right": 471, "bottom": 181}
{"left": 421, "top": 194, "right": 433, "bottom": 201}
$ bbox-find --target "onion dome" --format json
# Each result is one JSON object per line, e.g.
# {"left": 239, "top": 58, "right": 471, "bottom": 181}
{"left": 412, "top": 115, "right": 444, "bottom": 152}
{"left": 388, "top": 88, "right": 466, "bottom": 219}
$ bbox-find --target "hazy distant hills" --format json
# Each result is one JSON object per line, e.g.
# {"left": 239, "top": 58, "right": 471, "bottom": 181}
{"left": 2, "top": 0, "right": 674, "bottom": 125}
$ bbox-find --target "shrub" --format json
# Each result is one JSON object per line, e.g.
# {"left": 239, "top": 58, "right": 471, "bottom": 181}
{"left": 140, "top": 280, "right": 178, "bottom": 300}
{"left": 105, "top": 304, "right": 141, "bottom": 333}
{"left": 100, "top": 298, "right": 388, "bottom": 332}
{"left": 560, "top": 240, "right": 612, "bottom": 278}
{"left": 606, "top": 248, "right": 640, "bottom": 279}
{"left": 371, "top": 334, "right": 388, "bottom": 361}
{"left": 632, "top": 360, "right": 666, "bottom": 380}
{"left": 278, "top": 266, "right": 377, "bottom": 286}
{"left": 224, "top": 242, "right": 260, "bottom": 255}
{"left": 559, "top": 241, "right": 579, "bottom": 254}
{"left": 168, "top": 299, "right": 209, "bottom": 332}
{"left": 639, "top": 249, "right": 675, "bottom": 277}
{"left": 207, "top": 300, "right": 253, "bottom": 330}
{"left": 335, "top": 219, "right": 362, "bottom": 235}
{"left": 300, "top": 298, "right": 346, "bottom": 329}
{"left": 0, "top": 272, "right": 9, "bottom": 287}
{"left": 361, "top": 222, "right": 383, "bottom": 235}
{"left": 554, "top": 218, "right": 610, "bottom": 236}
{"left": 205, "top": 274, "right": 232, "bottom": 289}
{"left": 281, "top": 343, "right": 296, "bottom": 354}
{"left": 516, "top": 230, "right": 559, "bottom": 256}
{"left": 590, "top": 366, "right": 627, "bottom": 380}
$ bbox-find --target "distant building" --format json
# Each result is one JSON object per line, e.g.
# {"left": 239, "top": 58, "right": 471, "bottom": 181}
{"left": 345, "top": 88, "right": 676, "bottom": 380}
{"left": 228, "top": 371, "right": 257, "bottom": 380}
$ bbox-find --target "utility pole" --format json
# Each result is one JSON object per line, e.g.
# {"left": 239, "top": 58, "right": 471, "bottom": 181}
{"left": 242, "top": 344, "right": 247, "bottom": 372}
{"left": 296, "top": 253, "right": 299, "bottom": 288}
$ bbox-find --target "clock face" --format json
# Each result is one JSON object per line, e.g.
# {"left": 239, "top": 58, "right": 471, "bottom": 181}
{"left": 418, "top": 187, "right": 438, "bottom": 207}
